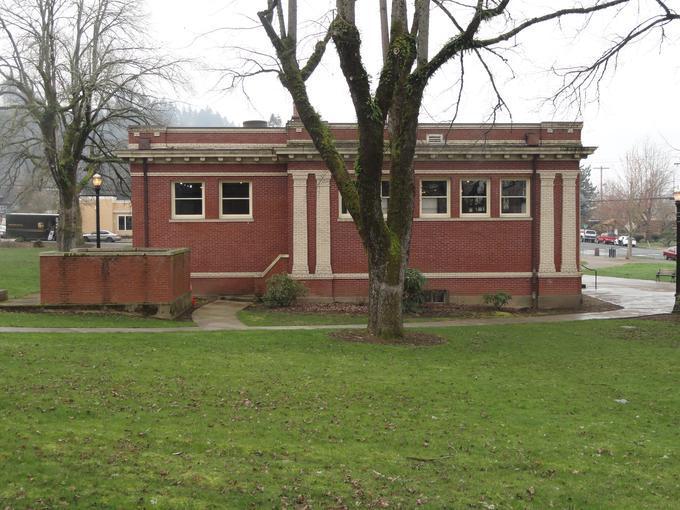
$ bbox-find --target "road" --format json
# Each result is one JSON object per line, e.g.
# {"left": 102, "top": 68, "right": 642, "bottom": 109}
{"left": 580, "top": 241, "right": 667, "bottom": 261}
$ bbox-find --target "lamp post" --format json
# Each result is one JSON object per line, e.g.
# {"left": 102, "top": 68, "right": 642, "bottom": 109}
{"left": 92, "top": 173, "right": 103, "bottom": 248}
{"left": 674, "top": 190, "right": 680, "bottom": 313}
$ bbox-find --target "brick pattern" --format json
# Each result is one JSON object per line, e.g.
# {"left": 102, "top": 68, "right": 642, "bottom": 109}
{"left": 125, "top": 123, "right": 587, "bottom": 306}
{"left": 41, "top": 250, "right": 190, "bottom": 305}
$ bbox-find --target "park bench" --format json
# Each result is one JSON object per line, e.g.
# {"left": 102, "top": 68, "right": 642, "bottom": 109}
{"left": 655, "top": 269, "right": 676, "bottom": 282}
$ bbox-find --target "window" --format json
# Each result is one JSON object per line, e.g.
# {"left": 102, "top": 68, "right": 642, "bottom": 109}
{"left": 117, "top": 215, "right": 132, "bottom": 231}
{"left": 221, "top": 181, "right": 251, "bottom": 218}
{"left": 501, "top": 179, "right": 529, "bottom": 215}
{"left": 340, "top": 181, "right": 390, "bottom": 217}
{"left": 460, "top": 179, "right": 489, "bottom": 215}
{"left": 420, "top": 180, "right": 449, "bottom": 216}
{"left": 173, "top": 182, "right": 203, "bottom": 218}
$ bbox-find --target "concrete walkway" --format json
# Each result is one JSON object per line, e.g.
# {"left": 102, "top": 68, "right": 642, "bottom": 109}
{"left": 0, "top": 275, "right": 674, "bottom": 333}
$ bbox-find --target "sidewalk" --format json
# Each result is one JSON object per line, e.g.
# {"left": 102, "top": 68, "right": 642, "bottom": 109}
{"left": 0, "top": 275, "right": 674, "bottom": 333}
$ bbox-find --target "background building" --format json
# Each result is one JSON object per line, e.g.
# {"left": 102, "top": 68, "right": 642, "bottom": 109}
{"left": 79, "top": 196, "right": 132, "bottom": 237}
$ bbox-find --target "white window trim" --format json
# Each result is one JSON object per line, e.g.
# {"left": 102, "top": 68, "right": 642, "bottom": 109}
{"left": 219, "top": 180, "right": 253, "bottom": 220}
{"left": 338, "top": 181, "right": 390, "bottom": 219}
{"left": 419, "top": 178, "right": 450, "bottom": 218}
{"left": 459, "top": 178, "right": 490, "bottom": 218}
{"left": 500, "top": 178, "right": 530, "bottom": 217}
{"left": 172, "top": 181, "right": 205, "bottom": 219}
{"left": 117, "top": 214, "right": 132, "bottom": 231}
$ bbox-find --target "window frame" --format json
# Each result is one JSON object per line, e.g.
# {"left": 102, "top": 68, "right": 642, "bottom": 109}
{"left": 419, "top": 178, "right": 450, "bottom": 218}
{"left": 339, "top": 180, "right": 390, "bottom": 219}
{"left": 499, "top": 178, "right": 530, "bottom": 217}
{"left": 219, "top": 180, "right": 253, "bottom": 219}
{"left": 117, "top": 215, "right": 133, "bottom": 231}
{"left": 459, "top": 178, "right": 490, "bottom": 218}
{"left": 171, "top": 181, "right": 205, "bottom": 219}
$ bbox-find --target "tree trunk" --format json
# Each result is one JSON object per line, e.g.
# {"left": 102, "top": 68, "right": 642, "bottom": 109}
{"left": 367, "top": 251, "right": 405, "bottom": 338}
{"left": 58, "top": 189, "right": 82, "bottom": 251}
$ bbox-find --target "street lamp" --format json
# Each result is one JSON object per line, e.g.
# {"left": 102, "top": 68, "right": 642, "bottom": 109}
{"left": 92, "top": 173, "right": 103, "bottom": 248}
{"left": 674, "top": 190, "right": 680, "bottom": 313}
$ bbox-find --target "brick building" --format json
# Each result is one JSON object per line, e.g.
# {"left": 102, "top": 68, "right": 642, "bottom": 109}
{"left": 118, "top": 118, "right": 591, "bottom": 308}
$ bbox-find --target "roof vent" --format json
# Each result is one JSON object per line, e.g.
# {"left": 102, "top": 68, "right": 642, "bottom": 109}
{"left": 242, "top": 120, "right": 268, "bottom": 128}
{"left": 426, "top": 133, "right": 444, "bottom": 144}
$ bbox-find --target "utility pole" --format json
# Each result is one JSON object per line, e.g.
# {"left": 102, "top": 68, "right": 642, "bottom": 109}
{"left": 593, "top": 166, "right": 610, "bottom": 201}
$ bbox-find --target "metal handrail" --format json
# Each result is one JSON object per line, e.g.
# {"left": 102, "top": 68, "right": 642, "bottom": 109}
{"left": 581, "top": 262, "right": 597, "bottom": 289}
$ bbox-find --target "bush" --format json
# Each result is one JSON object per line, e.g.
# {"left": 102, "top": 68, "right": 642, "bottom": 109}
{"left": 403, "top": 268, "right": 427, "bottom": 312}
{"left": 262, "top": 273, "right": 307, "bottom": 308}
{"left": 483, "top": 291, "right": 512, "bottom": 310}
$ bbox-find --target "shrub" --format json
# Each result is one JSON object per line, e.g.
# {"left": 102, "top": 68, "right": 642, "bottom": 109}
{"left": 403, "top": 268, "right": 427, "bottom": 312}
{"left": 483, "top": 291, "right": 512, "bottom": 310}
{"left": 262, "top": 273, "right": 307, "bottom": 308}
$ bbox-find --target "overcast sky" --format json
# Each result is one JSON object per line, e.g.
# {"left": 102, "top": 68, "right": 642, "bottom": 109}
{"left": 146, "top": 0, "right": 680, "bottom": 183}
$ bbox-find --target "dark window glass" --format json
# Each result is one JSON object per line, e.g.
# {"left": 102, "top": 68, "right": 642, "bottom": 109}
{"left": 222, "top": 182, "right": 250, "bottom": 216}
{"left": 461, "top": 197, "right": 487, "bottom": 214}
{"left": 421, "top": 180, "right": 448, "bottom": 215}
{"left": 118, "top": 215, "right": 132, "bottom": 230}
{"left": 501, "top": 180, "right": 527, "bottom": 214}
{"left": 461, "top": 180, "right": 488, "bottom": 214}
{"left": 174, "top": 182, "right": 202, "bottom": 199}
{"left": 461, "top": 180, "right": 487, "bottom": 197}
{"left": 175, "top": 199, "right": 203, "bottom": 216}
{"left": 222, "top": 199, "right": 250, "bottom": 215}
{"left": 222, "top": 182, "right": 250, "bottom": 199}
{"left": 422, "top": 180, "right": 447, "bottom": 197}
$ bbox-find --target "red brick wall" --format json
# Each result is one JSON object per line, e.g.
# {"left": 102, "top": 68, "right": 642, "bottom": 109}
{"left": 132, "top": 171, "right": 288, "bottom": 274}
{"left": 40, "top": 249, "right": 190, "bottom": 305}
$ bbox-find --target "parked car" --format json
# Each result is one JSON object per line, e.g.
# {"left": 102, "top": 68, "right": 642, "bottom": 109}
{"left": 596, "top": 233, "right": 618, "bottom": 245}
{"left": 83, "top": 230, "right": 121, "bottom": 242}
{"left": 617, "top": 236, "right": 637, "bottom": 247}
{"left": 581, "top": 229, "right": 597, "bottom": 243}
{"left": 663, "top": 246, "right": 677, "bottom": 261}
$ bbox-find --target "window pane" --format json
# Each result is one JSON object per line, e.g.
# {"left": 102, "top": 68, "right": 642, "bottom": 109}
{"left": 341, "top": 198, "right": 348, "bottom": 215}
{"left": 422, "top": 197, "right": 448, "bottom": 214}
{"left": 127, "top": 216, "right": 132, "bottom": 230}
{"left": 381, "top": 198, "right": 389, "bottom": 213}
{"left": 175, "top": 199, "right": 203, "bottom": 215}
{"left": 174, "top": 182, "right": 202, "bottom": 199}
{"left": 502, "top": 197, "right": 526, "bottom": 214}
{"left": 502, "top": 180, "right": 526, "bottom": 197}
{"left": 462, "top": 197, "right": 487, "bottom": 214}
{"left": 222, "top": 182, "right": 249, "bottom": 199}
{"left": 461, "top": 180, "right": 486, "bottom": 197}
{"left": 118, "top": 216, "right": 124, "bottom": 230}
{"left": 222, "top": 199, "right": 250, "bottom": 215}
{"left": 422, "top": 180, "right": 447, "bottom": 197}
{"left": 381, "top": 181, "right": 390, "bottom": 197}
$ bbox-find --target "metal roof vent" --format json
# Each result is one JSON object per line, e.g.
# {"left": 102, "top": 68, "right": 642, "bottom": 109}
{"left": 242, "top": 120, "right": 268, "bottom": 128}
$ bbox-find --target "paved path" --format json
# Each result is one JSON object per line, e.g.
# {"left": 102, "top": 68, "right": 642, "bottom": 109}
{"left": 0, "top": 276, "right": 674, "bottom": 334}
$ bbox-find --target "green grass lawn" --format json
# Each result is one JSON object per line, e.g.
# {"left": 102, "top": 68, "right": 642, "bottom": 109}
{"left": 1, "top": 320, "right": 678, "bottom": 508}
{"left": 0, "top": 247, "right": 48, "bottom": 298}
{"left": 238, "top": 307, "right": 506, "bottom": 327}
{"left": 0, "top": 310, "right": 195, "bottom": 328}
{"left": 582, "top": 261, "right": 676, "bottom": 281}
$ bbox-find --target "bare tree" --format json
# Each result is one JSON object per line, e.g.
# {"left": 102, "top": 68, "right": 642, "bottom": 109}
{"left": 0, "top": 0, "right": 180, "bottom": 250}
{"left": 609, "top": 142, "right": 673, "bottom": 258}
{"left": 240, "top": 0, "right": 680, "bottom": 339}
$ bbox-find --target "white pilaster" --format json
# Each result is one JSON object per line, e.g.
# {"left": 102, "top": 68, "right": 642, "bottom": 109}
{"left": 539, "top": 173, "right": 556, "bottom": 273}
{"left": 561, "top": 173, "right": 579, "bottom": 273}
{"left": 315, "top": 172, "right": 332, "bottom": 275}
{"left": 291, "top": 174, "right": 309, "bottom": 275}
